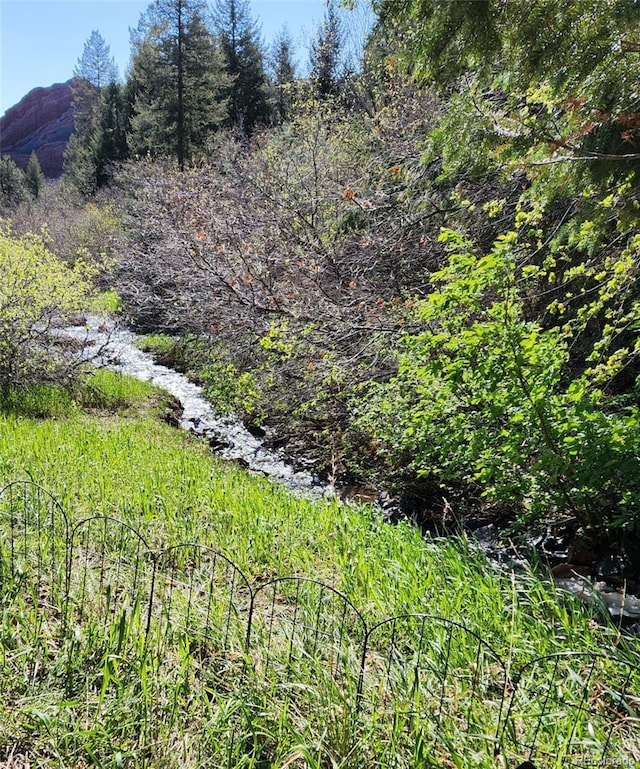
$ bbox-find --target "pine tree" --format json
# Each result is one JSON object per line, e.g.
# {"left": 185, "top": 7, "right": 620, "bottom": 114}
{"left": 63, "top": 134, "right": 97, "bottom": 196}
{"left": 24, "top": 152, "right": 45, "bottom": 198}
{"left": 72, "top": 30, "right": 119, "bottom": 138}
{"left": 65, "top": 30, "right": 120, "bottom": 195}
{"left": 374, "top": 0, "right": 640, "bottom": 174}
{"left": 74, "top": 29, "right": 119, "bottom": 88}
{"left": 91, "top": 83, "right": 129, "bottom": 187}
{"left": 309, "top": 1, "right": 344, "bottom": 98}
{"left": 0, "top": 155, "right": 28, "bottom": 208}
{"left": 213, "top": 0, "right": 270, "bottom": 131}
{"left": 128, "top": 0, "right": 230, "bottom": 169}
{"left": 269, "top": 25, "right": 297, "bottom": 123}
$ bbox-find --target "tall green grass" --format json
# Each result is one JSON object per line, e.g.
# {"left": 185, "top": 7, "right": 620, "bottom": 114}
{"left": 0, "top": 373, "right": 638, "bottom": 767}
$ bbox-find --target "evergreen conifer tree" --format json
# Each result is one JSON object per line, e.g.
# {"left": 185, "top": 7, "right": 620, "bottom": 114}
{"left": 269, "top": 25, "right": 297, "bottom": 123}
{"left": 0, "top": 156, "right": 28, "bottom": 208}
{"left": 72, "top": 30, "right": 119, "bottom": 138}
{"left": 128, "top": 0, "right": 229, "bottom": 169}
{"left": 65, "top": 30, "right": 120, "bottom": 195}
{"left": 309, "top": 1, "right": 344, "bottom": 98}
{"left": 374, "top": 0, "right": 640, "bottom": 178}
{"left": 213, "top": 0, "right": 270, "bottom": 131}
{"left": 74, "top": 29, "right": 119, "bottom": 88}
{"left": 91, "top": 83, "right": 129, "bottom": 187}
{"left": 24, "top": 152, "right": 45, "bottom": 198}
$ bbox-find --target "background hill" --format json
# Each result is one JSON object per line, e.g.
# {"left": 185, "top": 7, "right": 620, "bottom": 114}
{"left": 0, "top": 81, "right": 74, "bottom": 177}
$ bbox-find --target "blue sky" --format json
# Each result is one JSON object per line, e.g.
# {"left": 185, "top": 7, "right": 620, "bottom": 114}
{"left": 0, "top": 0, "right": 352, "bottom": 117}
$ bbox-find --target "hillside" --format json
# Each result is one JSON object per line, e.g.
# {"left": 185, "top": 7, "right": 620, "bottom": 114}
{"left": 0, "top": 80, "right": 74, "bottom": 177}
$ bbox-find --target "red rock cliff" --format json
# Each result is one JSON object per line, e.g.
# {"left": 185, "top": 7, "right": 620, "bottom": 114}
{"left": 0, "top": 81, "right": 75, "bottom": 178}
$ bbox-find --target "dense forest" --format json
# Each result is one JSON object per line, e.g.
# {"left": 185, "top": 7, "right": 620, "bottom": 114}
{"left": 2, "top": 0, "right": 640, "bottom": 555}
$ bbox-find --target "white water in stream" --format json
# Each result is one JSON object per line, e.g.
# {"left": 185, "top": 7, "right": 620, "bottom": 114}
{"left": 63, "top": 318, "right": 640, "bottom": 623}
{"left": 66, "top": 317, "right": 332, "bottom": 499}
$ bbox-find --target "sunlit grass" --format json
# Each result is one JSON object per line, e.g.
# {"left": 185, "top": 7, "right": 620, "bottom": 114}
{"left": 0, "top": 375, "right": 638, "bottom": 767}
{"left": 76, "top": 368, "right": 175, "bottom": 416}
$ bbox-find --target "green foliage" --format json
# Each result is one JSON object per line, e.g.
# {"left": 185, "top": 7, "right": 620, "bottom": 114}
{"left": 65, "top": 30, "right": 122, "bottom": 195}
{"left": 63, "top": 132, "right": 99, "bottom": 196}
{"left": 0, "top": 224, "right": 97, "bottom": 392}
{"left": 90, "top": 289, "right": 122, "bottom": 313}
{"left": 213, "top": 0, "right": 270, "bottom": 130}
{"left": 359, "top": 222, "right": 640, "bottom": 533}
{"left": 137, "top": 333, "right": 259, "bottom": 416}
{"left": 202, "top": 359, "right": 259, "bottom": 416}
{"left": 78, "top": 368, "right": 166, "bottom": 413}
{"left": 65, "top": 87, "right": 128, "bottom": 196}
{"left": 91, "top": 82, "right": 129, "bottom": 187}
{"left": 377, "top": 0, "right": 640, "bottom": 208}
{"left": 376, "top": 0, "right": 639, "bottom": 103}
{"left": 24, "top": 152, "right": 45, "bottom": 198}
{"left": 72, "top": 201, "right": 122, "bottom": 261}
{"left": 0, "top": 368, "right": 172, "bottom": 419}
{"left": 309, "top": 1, "right": 344, "bottom": 98}
{"left": 0, "top": 154, "right": 28, "bottom": 209}
{"left": 0, "top": 383, "right": 77, "bottom": 418}
{"left": 268, "top": 25, "right": 297, "bottom": 122}
{"left": 137, "top": 332, "right": 177, "bottom": 357}
{"left": 128, "top": 0, "right": 230, "bottom": 169}
{"left": 73, "top": 29, "right": 119, "bottom": 89}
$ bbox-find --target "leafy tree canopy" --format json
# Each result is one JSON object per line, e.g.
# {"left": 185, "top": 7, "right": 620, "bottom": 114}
{"left": 375, "top": 0, "right": 640, "bottom": 190}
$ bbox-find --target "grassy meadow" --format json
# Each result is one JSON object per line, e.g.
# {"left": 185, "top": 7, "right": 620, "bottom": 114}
{"left": 0, "top": 370, "right": 639, "bottom": 768}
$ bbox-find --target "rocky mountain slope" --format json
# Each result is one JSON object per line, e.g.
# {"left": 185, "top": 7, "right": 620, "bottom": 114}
{"left": 0, "top": 81, "right": 74, "bottom": 177}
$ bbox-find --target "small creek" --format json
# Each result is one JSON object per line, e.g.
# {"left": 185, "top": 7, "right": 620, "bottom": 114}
{"left": 65, "top": 316, "right": 640, "bottom": 629}
{"left": 67, "top": 316, "right": 332, "bottom": 499}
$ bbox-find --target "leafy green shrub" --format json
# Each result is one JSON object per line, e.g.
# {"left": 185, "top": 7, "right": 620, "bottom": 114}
{"left": 202, "top": 361, "right": 259, "bottom": 417}
{"left": 90, "top": 289, "right": 122, "bottom": 314}
{"left": 136, "top": 333, "right": 257, "bottom": 417}
{"left": 358, "top": 225, "right": 640, "bottom": 535}
{"left": 137, "top": 333, "right": 177, "bottom": 359}
{"left": 0, "top": 223, "right": 97, "bottom": 394}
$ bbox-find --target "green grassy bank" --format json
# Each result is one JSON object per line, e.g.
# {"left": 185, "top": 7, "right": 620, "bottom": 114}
{"left": 0, "top": 372, "right": 638, "bottom": 768}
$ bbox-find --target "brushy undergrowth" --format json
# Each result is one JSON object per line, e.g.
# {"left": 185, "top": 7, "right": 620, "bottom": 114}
{"left": 0, "top": 375, "right": 639, "bottom": 768}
